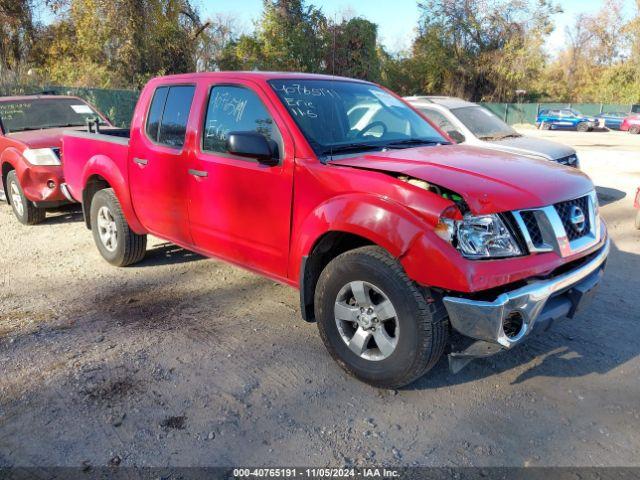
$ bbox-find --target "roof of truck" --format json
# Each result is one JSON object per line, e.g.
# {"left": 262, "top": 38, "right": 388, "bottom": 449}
{"left": 150, "top": 71, "right": 373, "bottom": 84}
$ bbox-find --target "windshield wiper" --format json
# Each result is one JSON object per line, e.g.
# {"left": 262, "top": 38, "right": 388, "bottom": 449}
{"left": 383, "top": 138, "right": 449, "bottom": 149}
{"left": 322, "top": 143, "right": 385, "bottom": 158}
{"left": 481, "top": 133, "right": 521, "bottom": 140}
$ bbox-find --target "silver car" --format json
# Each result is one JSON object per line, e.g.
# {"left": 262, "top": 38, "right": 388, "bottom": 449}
{"left": 405, "top": 96, "right": 580, "bottom": 168}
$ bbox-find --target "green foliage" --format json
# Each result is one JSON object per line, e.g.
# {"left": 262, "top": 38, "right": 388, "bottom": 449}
{"left": 2, "top": 0, "right": 640, "bottom": 106}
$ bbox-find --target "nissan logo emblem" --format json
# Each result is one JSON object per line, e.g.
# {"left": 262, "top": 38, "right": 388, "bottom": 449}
{"left": 569, "top": 205, "right": 586, "bottom": 233}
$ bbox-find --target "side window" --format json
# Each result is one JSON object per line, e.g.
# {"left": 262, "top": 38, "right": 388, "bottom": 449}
{"left": 158, "top": 86, "right": 195, "bottom": 148}
{"left": 145, "top": 87, "right": 168, "bottom": 142}
{"left": 419, "top": 108, "right": 456, "bottom": 132}
{"left": 203, "top": 85, "right": 282, "bottom": 158}
{"left": 144, "top": 85, "right": 195, "bottom": 148}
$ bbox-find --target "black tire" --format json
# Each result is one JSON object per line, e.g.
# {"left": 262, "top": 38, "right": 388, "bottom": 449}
{"left": 629, "top": 126, "right": 640, "bottom": 135}
{"left": 90, "top": 188, "right": 146, "bottom": 266}
{"left": 6, "top": 170, "right": 46, "bottom": 225}
{"left": 576, "top": 122, "right": 591, "bottom": 132}
{"left": 541, "top": 122, "right": 551, "bottom": 130}
{"left": 314, "top": 246, "right": 448, "bottom": 389}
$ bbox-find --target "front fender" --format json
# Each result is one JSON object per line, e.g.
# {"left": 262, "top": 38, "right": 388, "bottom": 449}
{"left": 82, "top": 155, "right": 146, "bottom": 234}
{"left": 290, "top": 193, "right": 439, "bottom": 284}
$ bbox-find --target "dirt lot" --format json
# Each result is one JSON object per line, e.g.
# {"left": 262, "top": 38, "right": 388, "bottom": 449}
{"left": 1, "top": 130, "right": 639, "bottom": 468}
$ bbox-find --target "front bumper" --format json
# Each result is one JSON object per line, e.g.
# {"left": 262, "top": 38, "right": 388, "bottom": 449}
{"left": 19, "top": 165, "right": 70, "bottom": 205}
{"left": 443, "top": 238, "right": 609, "bottom": 350}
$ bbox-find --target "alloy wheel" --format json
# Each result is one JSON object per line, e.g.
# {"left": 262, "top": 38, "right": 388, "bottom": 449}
{"left": 97, "top": 206, "right": 118, "bottom": 252}
{"left": 334, "top": 281, "right": 399, "bottom": 361}
{"left": 10, "top": 181, "right": 24, "bottom": 218}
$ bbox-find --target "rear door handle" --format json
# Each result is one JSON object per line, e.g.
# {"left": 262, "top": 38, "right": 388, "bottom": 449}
{"left": 133, "top": 157, "right": 148, "bottom": 166}
{"left": 188, "top": 169, "right": 208, "bottom": 178}
{"left": 189, "top": 169, "right": 208, "bottom": 178}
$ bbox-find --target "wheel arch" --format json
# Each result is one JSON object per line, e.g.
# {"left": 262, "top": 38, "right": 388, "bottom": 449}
{"left": 293, "top": 195, "right": 433, "bottom": 322}
{"left": 299, "top": 231, "right": 380, "bottom": 322}
{"left": 80, "top": 158, "right": 146, "bottom": 234}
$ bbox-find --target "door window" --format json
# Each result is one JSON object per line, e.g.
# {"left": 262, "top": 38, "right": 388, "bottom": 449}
{"left": 145, "top": 85, "right": 195, "bottom": 148}
{"left": 202, "top": 85, "right": 282, "bottom": 159}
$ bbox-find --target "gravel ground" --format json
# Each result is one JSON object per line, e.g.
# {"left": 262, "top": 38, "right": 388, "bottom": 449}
{"left": 1, "top": 131, "right": 639, "bottom": 468}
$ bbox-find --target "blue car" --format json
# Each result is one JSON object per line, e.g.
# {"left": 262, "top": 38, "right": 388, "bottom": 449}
{"left": 595, "top": 111, "right": 628, "bottom": 130}
{"left": 536, "top": 108, "right": 598, "bottom": 132}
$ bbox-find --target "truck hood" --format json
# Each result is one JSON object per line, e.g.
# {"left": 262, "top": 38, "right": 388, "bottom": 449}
{"left": 6, "top": 126, "right": 86, "bottom": 149}
{"left": 330, "top": 145, "right": 594, "bottom": 215}
{"left": 485, "top": 135, "right": 575, "bottom": 161}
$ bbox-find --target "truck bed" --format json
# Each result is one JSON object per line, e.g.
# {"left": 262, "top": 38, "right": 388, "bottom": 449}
{"left": 62, "top": 129, "right": 130, "bottom": 202}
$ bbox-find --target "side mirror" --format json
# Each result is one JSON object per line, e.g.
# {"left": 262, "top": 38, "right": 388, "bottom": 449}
{"left": 447, "top": 130, "right": 465, "bottom": 144}
{"left": 227, "top": 132, "right": 279, "bottom": 166}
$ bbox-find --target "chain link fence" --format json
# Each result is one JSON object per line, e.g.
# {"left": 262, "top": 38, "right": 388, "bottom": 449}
{"left": 0, "top": 84, "right": 637, "bottom": 128}
{"left": 481, "top": 102, "right": 635, "bottom": 125}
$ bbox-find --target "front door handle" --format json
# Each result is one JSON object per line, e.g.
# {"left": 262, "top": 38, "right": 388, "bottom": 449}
{"left": 188, "top": 169, "right": 208, "bottom": 178}
{"left": 133, "top": 157, "right": 148, "bottom": 166}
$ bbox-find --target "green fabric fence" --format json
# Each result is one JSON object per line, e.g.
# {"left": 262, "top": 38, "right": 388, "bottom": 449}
{"left": 481, "top": 102, "right": 635, "bottom": 126}
{"left": 1, "top": 83, "right": 637, "bottom": 128}
{"left": 0, "top": 85, "right": 139, "bottom": 128}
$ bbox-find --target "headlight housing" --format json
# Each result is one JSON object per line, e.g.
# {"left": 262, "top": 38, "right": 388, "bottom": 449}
{"left": 437, "top": 209, "right": 522, "bottom": 259}
{"left": 22, "top": 148, "right": 61, "bottom": 166}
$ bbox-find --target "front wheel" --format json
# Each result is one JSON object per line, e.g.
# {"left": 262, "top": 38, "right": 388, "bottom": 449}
{"left": 629, "top": 126, "right": 640, "bottom": 135}
{"left": 314, "top": 246, "right": 448, "bottom": 389}
{"left": 90, "top": 188, "right": 147, "bottom": 266}
{"left": 6, "top": 170, "right": 46, "bottom": 225}
{"left": 576, "top": 122, "right": 591, "bottom": 132}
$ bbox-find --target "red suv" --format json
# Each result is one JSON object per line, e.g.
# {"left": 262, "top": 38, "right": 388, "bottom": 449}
{"left": 0, "top": 95, "right": 110, "bottom": 224}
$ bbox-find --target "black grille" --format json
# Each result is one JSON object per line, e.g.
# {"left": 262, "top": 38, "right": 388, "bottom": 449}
{"left": 557, "top": 154, "right": 579, "bottom": 168}
{"left": 555, "top": 196, "right": 591, "bottom": 241}
{"left": 520, "top": 210, "right": 544, "bottom": 246}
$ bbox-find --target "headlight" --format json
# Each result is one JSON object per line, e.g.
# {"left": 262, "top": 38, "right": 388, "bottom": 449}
{"left": 22, "top": 148, "right": 61, "bottom": 166}
{"left": 437, "top": 209, "right": 522, "bottom": 259}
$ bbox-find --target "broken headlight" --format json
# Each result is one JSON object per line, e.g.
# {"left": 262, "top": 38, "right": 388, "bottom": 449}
{"left": 438, "top": 209, "right": 522, "bottom": 259}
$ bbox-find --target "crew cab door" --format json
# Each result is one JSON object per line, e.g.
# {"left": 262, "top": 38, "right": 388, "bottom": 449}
{"left": 187, "top": 81, "right": 294, "bottom": 279}
{"left": 128, "top": 85, "right": 196, "bottom": 245}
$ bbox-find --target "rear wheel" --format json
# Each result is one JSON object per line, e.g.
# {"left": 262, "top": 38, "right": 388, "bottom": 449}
{"left": 314, "top": 246, "right": 448, "bottom": 389}
{"left": 90, "top": 188, "right": 147, "bottom": 266}
{"left": 6, "top": 171, "right": 46, "bottom": 225}
{"left": 629, "top": 126, "right": 640, "bottom": 135}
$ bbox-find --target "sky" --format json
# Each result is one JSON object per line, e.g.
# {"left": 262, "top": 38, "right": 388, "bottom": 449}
{"left": 196, "top": 0, "right": 635, "bottom": 55}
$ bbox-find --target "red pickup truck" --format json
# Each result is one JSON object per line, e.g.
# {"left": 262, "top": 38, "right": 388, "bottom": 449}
{"left": 62, "top": 72, "right": 609, "bottom": 387}
{"left": 0, "top": 95, "right": 111, "bottom": 224}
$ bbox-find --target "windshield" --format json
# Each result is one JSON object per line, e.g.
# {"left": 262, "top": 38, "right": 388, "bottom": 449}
{"left": 0, "top": 98, "right": 104, "bottom": 133}
{"left": 450, "top": 106, "right": 519, "bottom": 140}
{"left": 269, "top": 79, "right": 446, "bottom": 157}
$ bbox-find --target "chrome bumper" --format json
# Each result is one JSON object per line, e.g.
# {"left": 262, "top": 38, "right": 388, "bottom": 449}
{"left": 443, "top": 238, "right": 610, "bottom": 349}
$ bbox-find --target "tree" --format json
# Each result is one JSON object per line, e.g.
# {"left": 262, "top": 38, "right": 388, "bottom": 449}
{"left": 411, "top": 0, "right": 559, "bottom": 101}
{"left": 324, "top": 17, "right": 380, "bottom": 80}
{"left": 258, "top": 0, "right": 327, "bottom": 72}
{"left": 0, "top": 0, "right": 37, "bottom": 86}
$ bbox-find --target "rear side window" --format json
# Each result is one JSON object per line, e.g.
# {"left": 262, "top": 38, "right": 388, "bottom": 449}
{"left": 202, "top": 85, "right": 282, "bottom": 158}
{"left": 146, "top": 87, "right": 168, "bottom": 141}
{"left": 145, "top": 85, "right": 195, "bottom": 148}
